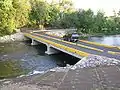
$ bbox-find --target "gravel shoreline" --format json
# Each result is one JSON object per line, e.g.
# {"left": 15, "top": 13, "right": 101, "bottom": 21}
{"left": 72, "top": 55, "right": 120, "bottom": 69}
{"left": 0, "top": 32, "right": 26, "bottom": 43}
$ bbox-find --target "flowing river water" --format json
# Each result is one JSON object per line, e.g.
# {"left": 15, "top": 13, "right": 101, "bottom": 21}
{"left": 0, "top": 41, "right": 79, "bottom": 79}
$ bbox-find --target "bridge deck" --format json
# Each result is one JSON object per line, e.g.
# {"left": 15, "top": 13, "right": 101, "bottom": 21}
{"left": 35, "top": 31, "right": 120, "bottom": 52}
{"left": 25, "top": 32, "right": 120, "bottom": 60}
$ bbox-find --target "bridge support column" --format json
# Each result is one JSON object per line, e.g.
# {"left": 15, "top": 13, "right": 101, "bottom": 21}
{"left": 45, "top": 45, "right": 59, "bottom": 55}
{"left": 31, "top": 39, "right": 39, "bottom": 45}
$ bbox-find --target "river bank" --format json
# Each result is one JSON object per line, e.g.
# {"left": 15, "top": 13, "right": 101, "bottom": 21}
{"left": 0, "top": 55, "right": 120, "bottom": 90}
{"left": 0, "top": 32, "right": 26, "bottom": 43}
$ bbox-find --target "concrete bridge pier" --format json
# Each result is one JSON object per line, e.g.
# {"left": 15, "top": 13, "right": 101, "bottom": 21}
{"left": 45, "top": 44, "right": 60, "bottom": 55}
{"left": 31, "top": 39, "right": 39, "bottom": 45}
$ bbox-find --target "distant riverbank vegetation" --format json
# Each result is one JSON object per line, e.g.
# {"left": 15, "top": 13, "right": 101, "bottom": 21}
{"left": 0, "top": 0, "right": 120, "bottom": 36}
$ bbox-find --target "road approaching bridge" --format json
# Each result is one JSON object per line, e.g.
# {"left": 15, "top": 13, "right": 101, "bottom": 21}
{"left": 24, "top": 31, "right": 120, "bottom": 60}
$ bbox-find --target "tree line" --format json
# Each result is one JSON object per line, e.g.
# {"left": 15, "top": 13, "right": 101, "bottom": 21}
{"left": 0, "top": 0, "right": 120, "bottom": 36}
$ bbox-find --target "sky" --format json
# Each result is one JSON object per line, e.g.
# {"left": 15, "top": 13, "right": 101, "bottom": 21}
{"left": 47, "top": 0, "right": 120, "bottom": 16}
{"left": 73, "top": 0, "right": 120, "bottom": 16}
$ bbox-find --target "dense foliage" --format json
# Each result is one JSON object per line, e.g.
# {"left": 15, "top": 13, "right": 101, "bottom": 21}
{"left": 0, "top": 0, "right": 30, "bottom": 36}
{"left": 0, "top": 0, "right": 120, "bottom": 36}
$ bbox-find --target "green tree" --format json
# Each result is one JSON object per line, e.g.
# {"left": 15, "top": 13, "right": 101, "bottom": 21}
{"left": 47, "top": 4, "right": 61, "bottom": 28}
{"left": 0, "top": 0, "right": 16, "bottom": 36}
{"left": 76, "top": 9, "right": 94, "bottom": 33}
{"left": 93, "top": 11, "right": 106, "bottom": 33}
{"left": 60, "top": 11, "right": 78, "bottom": 28}
{"left": 29, "top": 0, "right": 49, "bottom": 28}
{"left": 0, "top": 0, "right": 30, "bottom": 36}
{"left": 46, "top": 0, "right": 74, "bottom": 28}
{"left": 12, "top": 0, "right": 30, "bottom": 28}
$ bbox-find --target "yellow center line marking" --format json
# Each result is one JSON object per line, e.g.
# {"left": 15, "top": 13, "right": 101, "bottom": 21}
{"left": 45, "top": 33, "right": 120, "bottom": 52}
{"left": 24, "top": 33, "right": 89, "bottom": 57}
{"left": 25, "top": 33, "right": 120, "bottom": 56}
{"left": 33, "top": 33, "right": 104, "bottom": 52}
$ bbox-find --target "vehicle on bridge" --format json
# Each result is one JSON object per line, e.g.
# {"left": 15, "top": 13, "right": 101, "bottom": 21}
{"left": 63, "top": 32, "right": 79, "bottom": 42}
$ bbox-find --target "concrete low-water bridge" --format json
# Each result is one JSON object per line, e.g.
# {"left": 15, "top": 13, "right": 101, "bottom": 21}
{"left": 24, "top": 31, "right": 120, "bottom": 60}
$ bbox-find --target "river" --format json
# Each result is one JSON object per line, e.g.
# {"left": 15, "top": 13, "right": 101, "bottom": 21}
{"left": 88, "top": 35, "right": 120, "bottom": 46}
{"left": 0, "top": 41, "right": 79, "bottom": 79}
